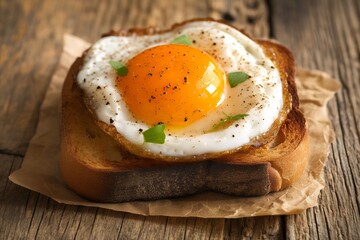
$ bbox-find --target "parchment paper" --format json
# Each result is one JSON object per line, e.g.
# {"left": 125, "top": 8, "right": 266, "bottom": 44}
{"left": 9, "top": 34, "right": 341, "bottom": 218}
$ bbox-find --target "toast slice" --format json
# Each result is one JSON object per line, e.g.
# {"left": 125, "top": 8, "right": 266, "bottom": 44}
{"left": 60, "top": 21, "right": 308, "bottom": 202}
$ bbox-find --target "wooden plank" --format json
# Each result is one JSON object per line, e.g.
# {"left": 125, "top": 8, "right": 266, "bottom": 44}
{"left": 183, "top": 218, "right": 225, "bottom": 239}
{"left": 270, "top": 0, "right": 360, "bottom": 239}
{"left": 208, "top": 0, "right": 269, "bottom": 38}
{"left": 224, "top": 216, "right": 283, "bottom": 239}
{"left": 0, "top": 0, "right": 303, "bottom": 239}
{"left": 0, "top": 154, "right": 32, "bottom": 238}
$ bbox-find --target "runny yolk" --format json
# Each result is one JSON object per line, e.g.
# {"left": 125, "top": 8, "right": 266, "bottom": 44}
{"left": 117, "top": 44, "right": 225, "bottom": 127}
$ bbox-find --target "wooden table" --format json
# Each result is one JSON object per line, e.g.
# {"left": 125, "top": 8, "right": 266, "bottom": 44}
{"left": 1, "top": 0, "right": 359, "bottom": 239}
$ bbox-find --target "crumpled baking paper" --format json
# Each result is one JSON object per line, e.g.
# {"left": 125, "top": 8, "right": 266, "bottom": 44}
{"left": 9, "top": 34, "right": 341, "bottom": 218}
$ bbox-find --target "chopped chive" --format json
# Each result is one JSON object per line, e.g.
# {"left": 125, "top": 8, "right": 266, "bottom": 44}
{"left": 227, "top": 71, "right": 250, "bottom": 88}
{"left": 170, "top": 35, "right": 192, "bottom": 46}
{"left": 228, "top": 113, "right": 249, "bottom": 121}
{"left": 109, "top": 60, "right": 128, "bottom": 76}
{"left": 209, "top": 112, "right": 248, "bottom": 132}
{"left": 143, "top": 124, "right": 166, "bottom": 144}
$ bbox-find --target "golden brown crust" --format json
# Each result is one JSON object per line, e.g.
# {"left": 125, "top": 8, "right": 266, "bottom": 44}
{"left": 268, "top": 166, "right": 282, "bottom": 192}
{"left": 60, "top": 19, "right": 309, "bottom": 202}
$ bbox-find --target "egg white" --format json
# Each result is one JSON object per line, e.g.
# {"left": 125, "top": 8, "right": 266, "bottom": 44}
{"left": 77, "top": 21, "right": 283, "bottom": 157}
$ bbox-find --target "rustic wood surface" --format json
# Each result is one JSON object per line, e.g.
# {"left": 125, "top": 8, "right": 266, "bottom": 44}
{"left": 0, "top": 0, "right": 359, "bottom": 239}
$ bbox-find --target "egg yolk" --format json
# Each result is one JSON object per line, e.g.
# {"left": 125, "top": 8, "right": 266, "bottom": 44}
{"left": 117, "top": 44, "right": 225, "bottom": 127}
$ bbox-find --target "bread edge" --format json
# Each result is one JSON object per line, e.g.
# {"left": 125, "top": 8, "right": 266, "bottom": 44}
{"left": 59, "top": 19, "right": 309, "bottom": 202}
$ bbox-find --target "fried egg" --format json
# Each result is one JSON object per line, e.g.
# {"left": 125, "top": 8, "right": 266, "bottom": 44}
{"left": 77, "top": 21, "right": 283, "bottom": 158}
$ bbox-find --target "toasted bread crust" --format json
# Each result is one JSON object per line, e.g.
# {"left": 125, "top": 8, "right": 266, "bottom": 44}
{"left": 60, "top": 19, "right": 308, "bottom": 202}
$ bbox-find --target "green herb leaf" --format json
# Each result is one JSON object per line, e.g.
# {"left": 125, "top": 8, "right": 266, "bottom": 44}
{"left": 109, "top": 60, "right": 128, "bottom": 76}
{"left": 170, "top": 35, "right": 192, "bottom": 46}
{"left": 143, "top": 124, "right": 166, "bottom": 144}
{"left": 210, "top": 112, "right": 248, "bottom": 132}
{"left": 229, "top": 113, "right": 249, "bottom": 121}
{"left": 227, "top": 71, "right": 250, "bottom": 88}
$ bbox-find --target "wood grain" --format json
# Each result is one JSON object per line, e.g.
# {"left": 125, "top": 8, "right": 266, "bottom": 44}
{"left": 270, "top": 0, "right": 360, "bottom": 239}
{"left": 0, "top": 0, "right": 358, "bottom": 239}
